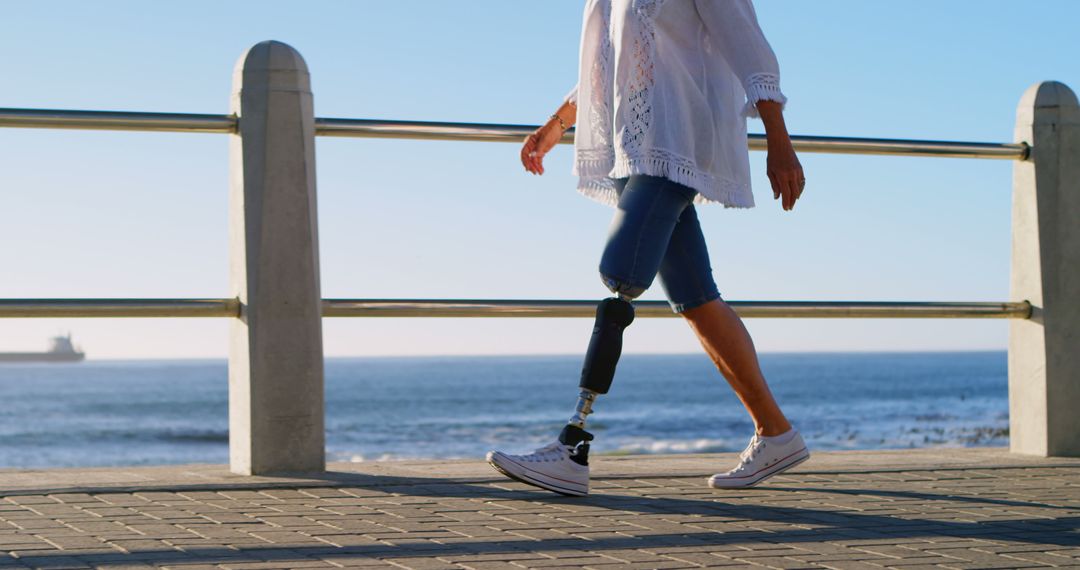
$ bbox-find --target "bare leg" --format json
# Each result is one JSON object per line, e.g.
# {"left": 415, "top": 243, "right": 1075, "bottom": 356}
{"left": 681, "top": 298, "right": 791, "bottom": 436}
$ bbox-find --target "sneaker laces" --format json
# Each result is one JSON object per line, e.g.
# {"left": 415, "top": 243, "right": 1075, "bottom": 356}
{"left": 732, "top": 434, "right": 766, "bottom": 473}
{"left": 518, "top": 442, "right": 569, "bottom": 463}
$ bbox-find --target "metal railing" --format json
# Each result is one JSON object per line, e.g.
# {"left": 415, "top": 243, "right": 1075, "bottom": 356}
{"left": 0, "top": 108, "right": 1029, "bottom": 160}
{"left": 0, "top": 108, "right": 1034, "bottom": 321}
{"left": 0, "top": 108, "right": 235, "bottom": 134}
{"left": 0, "top": 299, "right": 1033, "bottom": 319}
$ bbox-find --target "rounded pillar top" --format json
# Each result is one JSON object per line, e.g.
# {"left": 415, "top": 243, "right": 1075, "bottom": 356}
{"left": 1019, "top": 81, "right": 1079, "bottom": 110}
{"left": 231, "top": 41, "right": 312, "bottom": 97}
{"left": 234, "top": 40, "right": 309, "bottom": 75}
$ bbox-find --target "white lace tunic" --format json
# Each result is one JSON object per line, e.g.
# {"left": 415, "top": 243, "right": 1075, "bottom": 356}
{"left": 567, "top": 0, "right": 786, "bottom": 208}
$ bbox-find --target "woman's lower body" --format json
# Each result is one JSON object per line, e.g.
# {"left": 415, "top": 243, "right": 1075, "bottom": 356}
{"left": 488, "top": 175, "right": 809, "bottom": 496}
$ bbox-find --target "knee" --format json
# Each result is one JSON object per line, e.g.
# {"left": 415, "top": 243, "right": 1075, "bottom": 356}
{"left": 678, "top": 297, "right": 724, "bottom": 321}
{"left": 600, "top": 273, "right": 646, "bottom": 300}
{"left": 597, "top": 295, "right": 635, "bottom": 328}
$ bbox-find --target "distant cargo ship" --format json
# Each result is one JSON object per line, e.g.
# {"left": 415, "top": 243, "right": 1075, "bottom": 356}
{"left": 0, "top": 334, "right": 85, "bottom": 363}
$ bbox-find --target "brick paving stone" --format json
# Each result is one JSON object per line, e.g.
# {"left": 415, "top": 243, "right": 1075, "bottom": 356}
{"left": 789, "top": 554, "right": 893, "bottom": 564}
{"left": 643, "top": 544, "right": 758, "bottom": 555}
{"left": 319, "top": 555, "right": 394, "bottom": 567}
{"left": 944, "top": 563, "right": 1051, "bottom": 569}
{"left": 504, "top": 530, "right": 571, "bottom": 541}
{"left": 386, "top": 558, "right": 464, "bottom": 570}
{"left": 817, "top": 562, "right": 892, "bottom": 570}
{"left": 850, "top": 545, "right": 924, "bottom": 559}
{"left": 453, "top": 563, "right": 529, "bottom": 570}
{"left": 581, "top": 560, "right": 692, "bottom": 569}
{"left": 735, "top": 546, "right": 817, "bottom": 556}
{"left": 514, "top": 556, "right": 616, "bottom": 568}
{"left": 1001, "top": 551, "right": 1076, "bottom": 566}
{"left": 4, "top": 498, "right": 57, "bottom": 506}
{"left": 6, "top": 545, "right": 70, "bottom": 555}
{"left": 592, "top": 548, "right": 675, "bottom": 563}
{"left": 38, "top": 536, "right": 110, "bottom": 550}
{"left": 219, "top": 562, "right": 335, "bottom": 570}
{"left": 972, "top": 544, "right": 1064, "bottom": 554}
{"left": 660, "top": 551, "right": 745, "bottom": 566}
{"left": 727, "top": 555, "right": 823, "bottom": 569}
{"left": 440, "top": 553, "right": 549, "bottom": 563}
{"left": 924, "top": 547, "right": 1041, "bottom": 566}
{"left": 529, "top": 549, "right": 607, "bottom": 560}
{"left": 880, "top": 556, "right": 969, "bottom": 566}
{"left": 0, "top": 536, "right": 52, "bottom": 549}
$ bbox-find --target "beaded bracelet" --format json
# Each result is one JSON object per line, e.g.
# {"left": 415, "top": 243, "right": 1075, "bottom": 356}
{"left": 549, "top": 113, "right": 568, "bottom": 132}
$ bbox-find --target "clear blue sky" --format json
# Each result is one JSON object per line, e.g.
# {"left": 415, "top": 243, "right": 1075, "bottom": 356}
{"left": 1, "top": 1, "right": 1077, "bottom": 358}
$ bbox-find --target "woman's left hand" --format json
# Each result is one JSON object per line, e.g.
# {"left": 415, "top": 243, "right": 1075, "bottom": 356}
{"left": 766, "top": 138, "right": 804, "bottom": 211}
{"left": 756, "top": 100, "right": 805, "bottom": 212}
{"left": 521, "top": 121, "right": 564, "bottom": 176}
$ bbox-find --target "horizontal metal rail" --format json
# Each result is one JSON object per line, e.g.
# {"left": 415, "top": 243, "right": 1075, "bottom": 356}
{"left": 0, "top": 299, "right": 1031, "bottom": 319}
{"left": 0, "top": 299, "right": 240, "bottom": 318}
{"left": 316, "top": 118, "right": 1030, "bottom": 160}
{"left": 0, "top": 108, "right": 1029, "bottom": 160}
{"left": 323, "top": 299, "right": 1032, "bottom": 319}
{"left": 747, "top": 134, "right": 1028, "bottom": 160}
{"left": 0, "top": 108, "right": 235, "bottom": 134}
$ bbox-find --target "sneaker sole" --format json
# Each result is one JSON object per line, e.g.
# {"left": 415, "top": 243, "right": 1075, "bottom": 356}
{"left": 486, "top": 451, "right": 588, "bottom": 497}
{"left": 708, "top": 447, "right": 810, "bottom": 489}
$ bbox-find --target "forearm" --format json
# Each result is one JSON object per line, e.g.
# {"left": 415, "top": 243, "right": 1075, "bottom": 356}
{"left": 755, "top": 100, "right": 790, "bottom": 147}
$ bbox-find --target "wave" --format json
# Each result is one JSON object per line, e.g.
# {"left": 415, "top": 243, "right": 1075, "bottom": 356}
{"left": 602, "top": 438, "right": 737, "bottom": 456}
{"left": 159, "top": 429, "right": 229, "bottom": 444}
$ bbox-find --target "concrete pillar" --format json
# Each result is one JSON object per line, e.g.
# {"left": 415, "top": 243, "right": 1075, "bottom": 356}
{"left": 228, "top": 41, "right": 325, "bottom": 474}
{"left": 1009, "top": 81, "right": 1080, "bottom": 457}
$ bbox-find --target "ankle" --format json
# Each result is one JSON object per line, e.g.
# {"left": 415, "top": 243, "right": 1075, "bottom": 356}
{"left": 755, "top": 421, "right": 793, "bottom": 438}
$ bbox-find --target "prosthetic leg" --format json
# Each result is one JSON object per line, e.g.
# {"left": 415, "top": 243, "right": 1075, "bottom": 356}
{"left": 559, "top": 296, "right": 636, "bottom": 464}
{"left": 484, "top": 295, "right": 636, "bottom": 496}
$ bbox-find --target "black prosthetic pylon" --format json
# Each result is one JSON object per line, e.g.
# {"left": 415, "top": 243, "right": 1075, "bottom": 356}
{"left": 578, "top": 297, "right": 635, "bottom": 395}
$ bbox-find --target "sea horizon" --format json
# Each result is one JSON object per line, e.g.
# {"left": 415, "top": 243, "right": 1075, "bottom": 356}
{"left": 20, "top": 348, "right": 1009, "bottom": 364}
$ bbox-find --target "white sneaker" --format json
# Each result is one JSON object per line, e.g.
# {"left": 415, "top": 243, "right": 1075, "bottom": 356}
{"left": 486, "top": 441, "right": 589, "bottom": 496}
{"left": 708, "top": 430, "right": 810, "bottom": 489}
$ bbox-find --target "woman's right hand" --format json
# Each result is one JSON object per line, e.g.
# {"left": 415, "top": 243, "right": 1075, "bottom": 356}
{"left": 521, "top": 120, "right": 564, "bottom": 176}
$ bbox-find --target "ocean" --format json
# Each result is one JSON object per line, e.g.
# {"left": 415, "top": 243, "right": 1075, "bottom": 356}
{"left": 0, "top": 352, "right": 1008, "bottom": 469}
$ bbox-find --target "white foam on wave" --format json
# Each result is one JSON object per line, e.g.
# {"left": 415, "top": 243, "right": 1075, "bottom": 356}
{"left": 603, "top": 437, "right": 734, "bottom": 455}
{"left": 338, "top": 452, "right": 423, "bottom": 463}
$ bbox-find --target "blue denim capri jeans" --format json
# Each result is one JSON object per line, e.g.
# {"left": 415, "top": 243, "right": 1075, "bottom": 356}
{"left": 599, "top": 175, "right": 722, "bottom": 313}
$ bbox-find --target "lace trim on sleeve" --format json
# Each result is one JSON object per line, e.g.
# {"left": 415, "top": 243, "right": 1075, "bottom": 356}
{"left": 743, "top": 72, "right": 787, "bottom": 118}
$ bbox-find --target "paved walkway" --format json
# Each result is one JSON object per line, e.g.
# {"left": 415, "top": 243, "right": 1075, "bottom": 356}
{"left": 1, "top": 449, "right": 1078, "bottom": 569}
